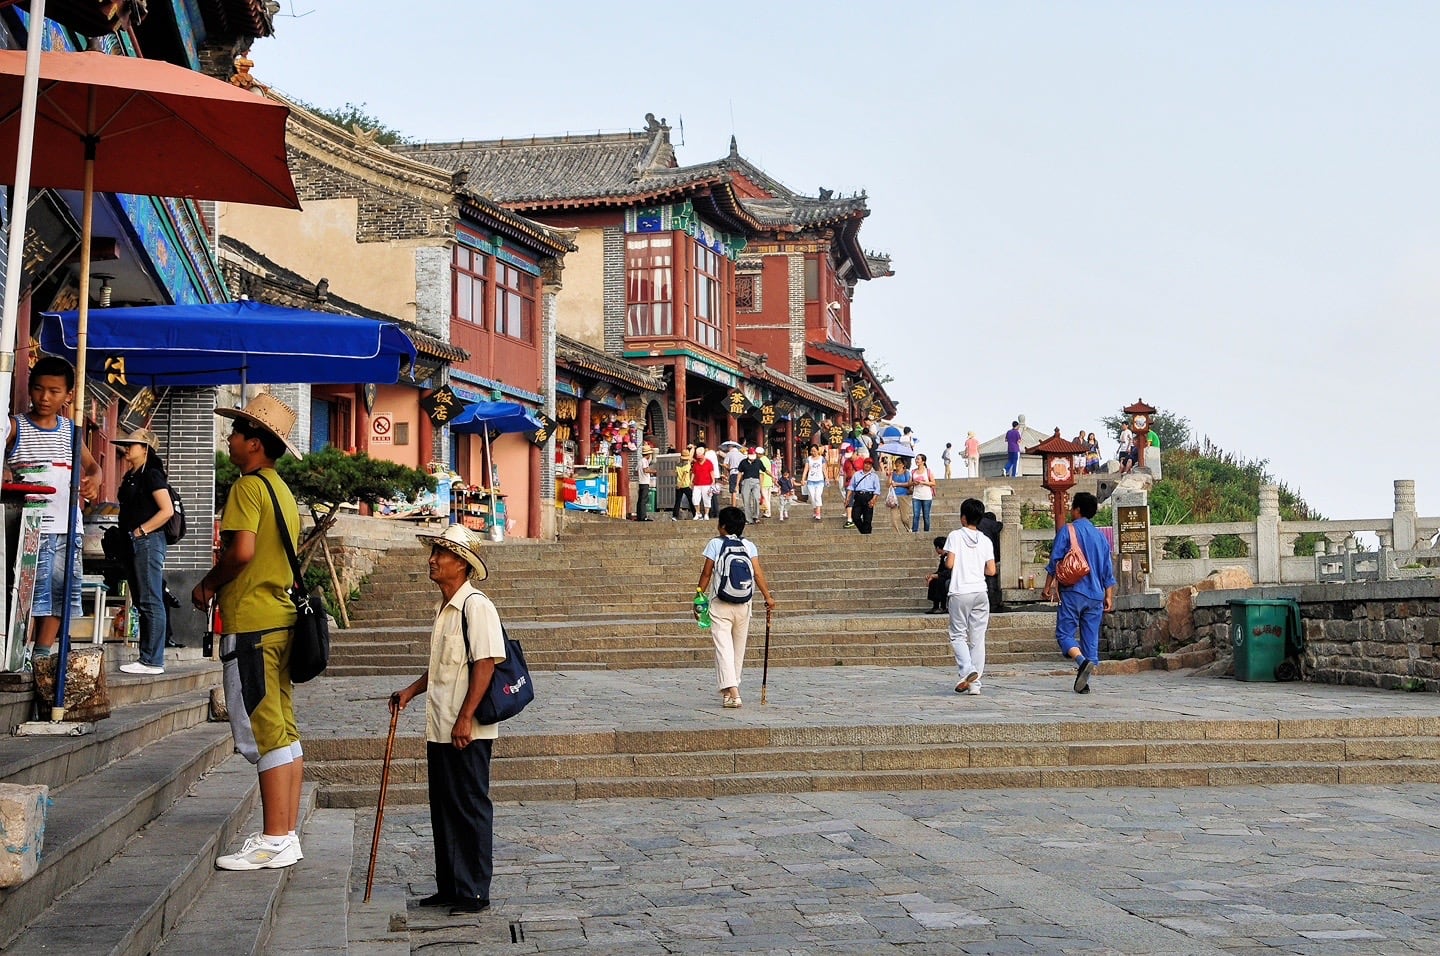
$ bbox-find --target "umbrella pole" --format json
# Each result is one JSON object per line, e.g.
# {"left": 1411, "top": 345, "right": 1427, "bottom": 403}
{"left": 53, "top": 105, "right": 97, "bottom": 719}
{"left": 0, "top": 0, "right": 46, "bottom": 668}
{"left": 484, "top": 427, "right": 498, "bottom": 540}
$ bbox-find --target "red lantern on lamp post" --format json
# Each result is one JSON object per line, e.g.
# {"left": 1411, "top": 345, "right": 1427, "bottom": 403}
{"left": 1027, "top": 428, "right": 1090, "bottom": 528}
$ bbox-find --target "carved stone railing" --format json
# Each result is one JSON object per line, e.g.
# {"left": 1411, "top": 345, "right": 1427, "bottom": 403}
{"left": 1009, "top": 479, "right": 1437, "bottom": 588}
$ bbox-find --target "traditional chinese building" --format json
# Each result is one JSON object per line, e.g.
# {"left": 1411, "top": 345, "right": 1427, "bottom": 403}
{"left": 396, "top": 114, "right": 892, "bottom": 468}
{"left": 216, "top": 90, "right": 577, "bottom": 537}
{"left": 0, "top": 0, "right": 277, "bottom": 590}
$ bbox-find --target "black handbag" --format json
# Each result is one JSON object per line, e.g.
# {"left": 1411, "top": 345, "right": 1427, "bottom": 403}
{"left": 460, "top": 594, "right": 534, "bottom": 723}
{"left": 255, "top": 473, "right": 329, "bottom": 684}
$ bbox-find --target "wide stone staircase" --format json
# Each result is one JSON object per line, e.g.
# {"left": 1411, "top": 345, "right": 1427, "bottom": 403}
{"left": 335, "top": 475, "right": 1067, "bottom": 675}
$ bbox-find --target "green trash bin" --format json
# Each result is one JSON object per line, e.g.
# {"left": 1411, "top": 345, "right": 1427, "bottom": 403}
{"left": 1228, "top": 599, "right": 1300, "bottom": 682}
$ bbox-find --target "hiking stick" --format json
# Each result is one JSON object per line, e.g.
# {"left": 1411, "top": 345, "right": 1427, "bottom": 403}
{"left": 761, "top": 605, "right": 773, "bottom": 705}
{"left": 364, "top": 703, "right": 401, "bottom": 903}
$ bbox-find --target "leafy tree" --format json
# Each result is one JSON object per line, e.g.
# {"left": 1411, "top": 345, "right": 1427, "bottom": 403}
{"left": 1100, "top": 405, "right": 1191, "bottom": 450}
{"left": 302, "top": 100, "right": 411, "bottom": 146}
{"left": 276, "top": 446, "right": 433, "bottom": 566}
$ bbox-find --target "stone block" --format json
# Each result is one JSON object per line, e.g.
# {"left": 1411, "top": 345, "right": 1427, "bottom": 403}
{"left": 1067, "top": 742, "right": 1147, "bottom": 766}
{"left": 1166, "top": 587, "right": 1197, "bottom": 640}
{"left": 1194, "top": 566, "right": 1255, "bottom": 591}
{"left": 968, "top": 744, "right": 1067, "bottom": 768}
{"left": 0, "top": 783, "right": 47, "bottom": 888}
{"left": 1209, "top": 764, "right": 1338, "bottom": 786}
{"left": 31, "top": 646, "right": 111, "bottom": 721}
{"left": 1339, "top": 762, "right": 1440, "bottom": 785}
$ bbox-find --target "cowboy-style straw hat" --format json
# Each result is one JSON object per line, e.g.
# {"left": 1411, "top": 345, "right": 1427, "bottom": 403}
{"left": 417, "top": 524, "right": 488, "bottom": 581}
{"left": 215, "top": 393, "right": 301, "bottom": 458}
{"left": 111, "top": 427, "right": 159, "bottom": 451}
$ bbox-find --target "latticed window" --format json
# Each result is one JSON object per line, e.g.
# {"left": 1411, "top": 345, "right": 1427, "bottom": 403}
{"left": 452, "top": 245, "right": 489, "bottom": 327}
{"left": 736, "top": 273, "right": 759, "bottom": 312}
{"left": 694, "top": 242, "right": 723, "bottom": 350}
{"left": 494, "top": 262, "right": 536, "bottom": 341}
{"left": 626, "top": 235, "right": 673, "bottom": 336}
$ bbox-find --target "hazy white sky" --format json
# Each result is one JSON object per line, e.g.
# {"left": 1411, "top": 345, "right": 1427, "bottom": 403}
{"left": 255, "top": 1, "right": 1439, "bottom": 522}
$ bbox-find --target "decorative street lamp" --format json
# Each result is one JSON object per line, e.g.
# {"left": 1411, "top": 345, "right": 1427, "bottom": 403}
{"left": 1027, "top": 427, "right": 1090, "bottom": 528}
{"left": 1123, "top": 398, "right": 1158, "bottom": 470}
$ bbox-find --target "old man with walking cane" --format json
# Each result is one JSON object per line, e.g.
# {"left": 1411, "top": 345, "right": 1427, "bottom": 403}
{"left": 389, "top": 525, "right": 506, "bottom": 917}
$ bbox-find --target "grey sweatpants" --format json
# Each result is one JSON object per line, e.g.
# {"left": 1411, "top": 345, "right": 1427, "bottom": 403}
{"left": 947, "top": 590, "right": 989, "bottom": 681}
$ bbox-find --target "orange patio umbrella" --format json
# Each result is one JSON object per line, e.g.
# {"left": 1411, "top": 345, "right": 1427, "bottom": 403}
{"left": 0, "top": 45, "right": 299, "bottom": 715}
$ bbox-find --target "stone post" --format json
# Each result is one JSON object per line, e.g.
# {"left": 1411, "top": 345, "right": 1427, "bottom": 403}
{"left": 1393, "top": 479, "right": 1417, "bottom": 551}
{"left": 1000, "top": 493, "right": 1022, "bottom": 588}
{"left": 1256, "top": 484, "right": 1281, "bottom": 584}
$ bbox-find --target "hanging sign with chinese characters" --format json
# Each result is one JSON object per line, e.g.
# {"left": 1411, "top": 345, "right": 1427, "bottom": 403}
{"left": 849, "top": 381, "right": 870, "bottom": 404}
{"left": 759, "top": 404, "right": 776, "bottom": 426}
{"left": 796, "top": 416, "right": 815, "bottom": 440}
{"left": 827, "top": 424, "right": 845, "bottom": 447}
{"left": 868, "top": 401, "right": 884, "bottom": 421}
{"left": 420, "top": 384, "right": 462, "bottom": 426}
{"left": 726, "top": 389, "right": 747, "bottom": 416}
{"left": 528, "top": 413, "right": 556, "bottom": 446}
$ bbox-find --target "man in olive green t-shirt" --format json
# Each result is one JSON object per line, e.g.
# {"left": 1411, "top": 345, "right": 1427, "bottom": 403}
{"left": 192, "top": 395, "right": 305, "bottom": 871}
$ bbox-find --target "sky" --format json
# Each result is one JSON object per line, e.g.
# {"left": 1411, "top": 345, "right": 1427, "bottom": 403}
{"left": 254, "top": 1, "right": 1439, "bottom": 524}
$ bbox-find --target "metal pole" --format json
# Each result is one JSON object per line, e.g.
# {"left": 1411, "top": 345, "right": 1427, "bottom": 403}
{"left": 760, "top": 605, "right": 772, "bottom": 705}
{"left": 0, "top": 0, "right": 46, "bottom": 662}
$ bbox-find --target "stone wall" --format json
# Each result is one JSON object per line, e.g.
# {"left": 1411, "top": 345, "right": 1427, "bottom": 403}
{"left": 1105, "top": 580, "right": 1440, "bottom": 689}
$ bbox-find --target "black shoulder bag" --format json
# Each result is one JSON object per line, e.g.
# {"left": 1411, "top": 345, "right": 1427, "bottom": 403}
{"left": 255, "top": 473, "right": 330, "bottom": 683}
{"left": 459, "top": 593, "right": 534, "bottom": 724}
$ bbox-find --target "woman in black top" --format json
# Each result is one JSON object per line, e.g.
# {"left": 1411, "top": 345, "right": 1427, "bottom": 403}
{"left": 113, "top": 428, "right": 175, "bottom": 674}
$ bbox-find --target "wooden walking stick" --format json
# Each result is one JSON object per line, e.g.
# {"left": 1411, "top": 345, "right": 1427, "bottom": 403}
{"left": 760, "top": 605, "right": 773, "bottom": 705}
{"left": 364, "top": 702, "right": 401, "bottom": 903}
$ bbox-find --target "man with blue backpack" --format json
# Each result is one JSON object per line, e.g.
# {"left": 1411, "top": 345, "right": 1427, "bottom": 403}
{"left": 694, "top": 507, "right": 776, "bottom": 709}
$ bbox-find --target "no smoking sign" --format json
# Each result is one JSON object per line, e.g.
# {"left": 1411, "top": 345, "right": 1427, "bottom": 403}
{"left": 371, "top": 412, "right": 394, "bottom": 445}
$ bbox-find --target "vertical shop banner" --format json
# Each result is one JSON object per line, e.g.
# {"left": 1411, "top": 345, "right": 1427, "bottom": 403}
{"left": 371, "top": 412, "right": 394, "bottom": 446}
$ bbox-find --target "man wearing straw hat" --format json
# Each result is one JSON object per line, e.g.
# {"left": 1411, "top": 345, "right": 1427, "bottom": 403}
{"left": 193, "top": 394, "right": 306, "bottom": 871}
{"left": 390, "top": 524, "right": 506, "bottom": 916}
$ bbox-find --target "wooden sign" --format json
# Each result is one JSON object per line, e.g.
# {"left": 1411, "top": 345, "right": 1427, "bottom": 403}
{"left": 796, "top": 416, "right": 815, "bottom": 440}
{"left": 529, "top": 413, "right": 556, "bottom": 446}
{"left": 420, "top": 384, "right": 462, "bottom": 426}
{"left": 759, "top": 404, "right": 776, "bottom": 426}
{"left": 726, "top": 389, "right": 747, "bottom": 416}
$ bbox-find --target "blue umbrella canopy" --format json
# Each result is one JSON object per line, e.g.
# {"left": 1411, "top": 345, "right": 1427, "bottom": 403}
{"left": 38, "top": 300, "right": 417, "bottom": 386}
{"left": 448, "top": 400, "right": 542, "bottom": 435}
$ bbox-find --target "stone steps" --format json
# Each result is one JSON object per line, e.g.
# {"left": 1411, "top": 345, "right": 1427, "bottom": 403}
{"left": 0, "top": 718, "right": 237, "bottom": 950}
{"left": 307, "top": 716, "right": 1440, "bottom": 807}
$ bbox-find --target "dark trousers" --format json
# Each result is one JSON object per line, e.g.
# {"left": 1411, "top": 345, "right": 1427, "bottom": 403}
{"left": 986, "top": 572, "right": 1004, "bottom": 612}
{"left": 852, "top": 495, "right": 875, "bottom": 534}
{"left": 672, "top": 487, "right": 694, "bottom": 519}
{"left": 636, "top": 483, "right": 651, "bottom": 520}
{"left": 427, "top": 740, "right": 494, "bottom": 902}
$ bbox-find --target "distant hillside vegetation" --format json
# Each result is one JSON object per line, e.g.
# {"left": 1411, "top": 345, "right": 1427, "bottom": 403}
{"left": 1100, "top": 408, "right": 1322, "bottom": 559}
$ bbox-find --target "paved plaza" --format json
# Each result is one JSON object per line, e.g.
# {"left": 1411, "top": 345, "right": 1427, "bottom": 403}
{"left": 298, "top": 665, "right": 1440, "bottom": 954}
{"left": 360, "top": 783, "right": 1440, "bottom": 955}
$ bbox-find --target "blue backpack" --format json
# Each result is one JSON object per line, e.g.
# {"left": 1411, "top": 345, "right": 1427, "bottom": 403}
{"left": 714, "top": 536, "right": 755, "bottom": 604}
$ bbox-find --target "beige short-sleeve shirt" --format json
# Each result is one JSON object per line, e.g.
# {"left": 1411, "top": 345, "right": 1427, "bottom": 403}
{"left": 425, "top": 583, "right": 507, "bottom": 744}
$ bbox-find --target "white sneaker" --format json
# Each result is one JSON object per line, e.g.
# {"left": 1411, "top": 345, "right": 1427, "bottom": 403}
{"left": 120, "top": 661, "right": 165, "bottom": 675}
{"left": 216, "top": 833, "right": 300, "bottom": 871}
{"left": 966, "top": 683, "right": 982, "bottom": 696}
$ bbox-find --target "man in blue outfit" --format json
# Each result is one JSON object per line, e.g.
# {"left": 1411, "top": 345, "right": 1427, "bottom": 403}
{"left": 1041, "top": 492, "right": 1116, "bottom": 693}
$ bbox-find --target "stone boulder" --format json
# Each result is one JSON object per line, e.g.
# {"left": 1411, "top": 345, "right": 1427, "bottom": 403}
{"left": 1110, "top": 471, "right": 1154, "bottom": 498}
{"left": 1166, "top": 586, "right": 1197, "bottom": 641}
{"left": 0, "top": 783, "right": 47, "bottom": 887}
{"left": 1194, "top": 566, "right": 1255, "bottom": 592}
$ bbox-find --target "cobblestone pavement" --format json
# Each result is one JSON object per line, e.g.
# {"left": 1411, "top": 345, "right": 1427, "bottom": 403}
{"left": 357, "top": 783, "right": 1440, "bottom": 955}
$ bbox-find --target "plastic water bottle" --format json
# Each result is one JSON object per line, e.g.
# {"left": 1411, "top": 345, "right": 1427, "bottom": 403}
{"left": 694, "top": 590, "right": 712, "bottom": 629}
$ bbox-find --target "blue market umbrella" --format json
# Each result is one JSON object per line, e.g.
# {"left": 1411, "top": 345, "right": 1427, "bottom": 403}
{"left": 448, "top": 401, "right": 543, "bottom": 539}
{"left": 38, "top": 300, "right": 417, "bottom": 387}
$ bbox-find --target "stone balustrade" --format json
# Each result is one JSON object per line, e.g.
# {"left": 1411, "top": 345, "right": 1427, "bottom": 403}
{"left": 1009, "top": 479, "right": 1438, "bottom": 588}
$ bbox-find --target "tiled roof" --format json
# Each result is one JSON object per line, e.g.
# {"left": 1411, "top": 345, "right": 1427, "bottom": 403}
{"left": 740, "top": 196, "right": 868, "bottom": 229}
{"left": 397, "top": 123, "right": 675, "bottom": 205}
{"left": 557, "top": 336, "right": 664, "bottom": 393}
{"left": 737, "top": 350, "right": 845, "bottom": 412}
